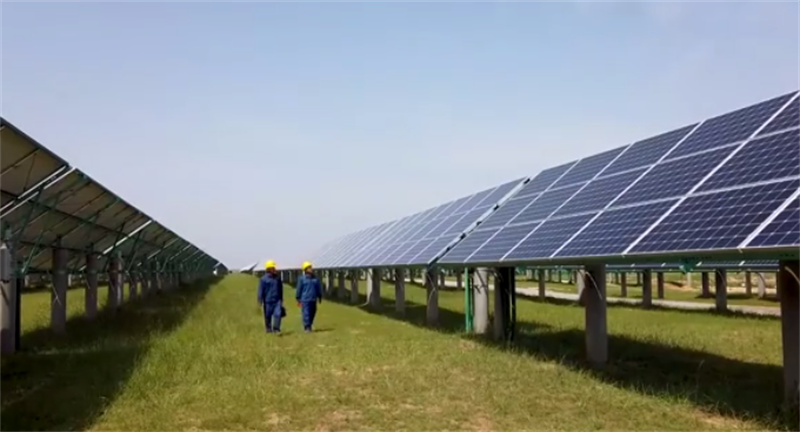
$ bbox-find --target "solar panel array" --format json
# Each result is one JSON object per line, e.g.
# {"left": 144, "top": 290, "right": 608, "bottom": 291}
{"left": 439, "top": 90, "right": 800, "bottom": 265}
{"left": 1, "top": 117, "right": 224, "bottom": 274}
{"left": 308, "top": 178, "right": 525, "bottom": 269}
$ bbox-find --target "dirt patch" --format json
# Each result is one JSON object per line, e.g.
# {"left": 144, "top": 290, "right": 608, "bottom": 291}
{"left": 695, "top": 410, "right": 746, "bottom": 430}
{"left": 263, "top": 412, "right": 288, "bottom": 427}
{"left": 461, "top": 413, "right": 495, "bottom": 432}
{"left": 459, "top": 339, "right": 479, "bottom": 351}
{"left": 314, "top": 409, "right": 363, "bottom": 432}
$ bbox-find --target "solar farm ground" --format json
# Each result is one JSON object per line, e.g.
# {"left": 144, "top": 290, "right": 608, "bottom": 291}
{"left": 1, "top": 273, "right": 794, "bottom": 431}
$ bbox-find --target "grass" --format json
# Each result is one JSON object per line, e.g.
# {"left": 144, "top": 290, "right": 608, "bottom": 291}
{"left": 1, "top": 273, "right": 793, "bottom": 431}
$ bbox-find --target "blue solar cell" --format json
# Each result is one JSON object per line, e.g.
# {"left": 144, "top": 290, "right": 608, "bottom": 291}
{"left": 758, "top": 95, "right": 799, "bottom": 136}
{"left": 440, "top": 196, "right": 473, "bottom": 218}
{"left": 515, "top": 163, "right": 575, "bottom": 198}
{"left": 550, "top": 147, "right": 626, "bottom": 188}
{"left": 474, "top": 178, "right": 525, "bottom": 209}
{"left": 673, "top": 92, "right": 794, "bottom": 156}
{"left": 630, "top": 179, "right": 799, "bottom": 253}
{"left": 477, "top": 195, "right": 537, "bottom": 230}
{"left": 510, "top": 184, "right": 583, "bottom": 224}
{"left": 748, "top": 198, "right": 800, "bottom": 247}
{"left": 393, "top": 240, "right": 429, "bottom": 265}
{"left": 451, "top": 190, "right": 491, "bottom": 214}
{"left": 556, "top": 200, "right": 677, "bottom": 257}
{"left": 445, "top": 208, "right": 487, "bottom": 236}
{"left": 401, "top": 236, "right": 454, "bottom": 265}
{"left": 438, "top": 228, "right": 499, "bottom": 263}
{"left": 418, "top": 213, "right": 462, "bottom": 240}
{"left": 614, "top": 147, "right": 733, "bottom": 206}
{"left": 503, "top": 213, "right": 597, "bottom": 261}
{"left": 553, "top": 168, "right": 646, "bottom": 216}
{"left": 603, "top": 124, "right": 697, "bottom": 175}
{"left": 465, "top": 224, "right": 539, "bottom": 263}
{"left": 698, "top": 128, "right": 800, "bottom": 192}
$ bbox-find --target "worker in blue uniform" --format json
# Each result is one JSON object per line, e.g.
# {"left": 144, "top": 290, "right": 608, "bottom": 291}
{"left": 258, "top": 260, "right": 284, "bottom": 334}
{"left": 295, "top": 261, "right": 322, "bottom": 333}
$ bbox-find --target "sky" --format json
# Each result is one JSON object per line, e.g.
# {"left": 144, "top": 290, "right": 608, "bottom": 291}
{"left": 2, "top": 1, "right": 799, "bottom": 269}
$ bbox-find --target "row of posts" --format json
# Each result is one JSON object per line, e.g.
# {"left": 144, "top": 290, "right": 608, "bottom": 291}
{"left": 0, "top": 239, "right": 203, "bottom": 355}
{"left": 278, "top": 262, "right": 798, "bottom": 409}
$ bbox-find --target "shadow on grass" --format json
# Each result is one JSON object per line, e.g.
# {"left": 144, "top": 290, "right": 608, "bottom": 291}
{"left": 329, "top": 286, "right": 794, "bottom": 430}
{"left": 0, "top": 277, "right": 220, "bottom": 431}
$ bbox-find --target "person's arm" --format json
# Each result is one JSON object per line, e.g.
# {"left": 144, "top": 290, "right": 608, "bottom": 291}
{"left": 257, "top": 278, "right": 266, "bottom": 305}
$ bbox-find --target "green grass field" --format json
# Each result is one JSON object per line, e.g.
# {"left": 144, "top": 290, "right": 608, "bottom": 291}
{"left": 1, "top": 274, "right": 793, "bottom": 431}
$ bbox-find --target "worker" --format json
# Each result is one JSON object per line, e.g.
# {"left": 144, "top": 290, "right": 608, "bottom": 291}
{"left": 295, "top": 261, "right": 322, "bottom": 333}
{"left": 257, "top": 260, "right": 284, "bottom": 334}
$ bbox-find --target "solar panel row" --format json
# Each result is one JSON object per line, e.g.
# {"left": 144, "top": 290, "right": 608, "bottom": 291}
{"left": 0, "top": 118, "right": 224, "bottom": 273}
{"left": 309, "top": 178, "right": 525, "bottom": 268}
{"left": 439, "top": 90, "right": 800, "bottom": 265}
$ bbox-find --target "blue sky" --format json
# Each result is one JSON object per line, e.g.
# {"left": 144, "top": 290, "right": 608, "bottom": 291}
{"left": 3, "top": 1, "right": 798, "bottom": 269}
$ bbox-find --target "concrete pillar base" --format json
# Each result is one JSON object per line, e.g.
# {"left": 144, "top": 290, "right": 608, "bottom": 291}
{"left": 715, "top": 269, "right": 727, "bottom": 312}
{"left": 642, "top": 269, "right": 653, "bottom": 308}
{"left": 51, "top": 244, "right": 68, "bottom": 334}
{"left": 337, "top": 271, "right": 346, "bottom": 300}
{"left": 474, "top": 268, "right": 490, "bottom": 334}
{"left": 425, "top": 268, "right": 439, "bottom": 326}
{"left": 494, "top": 267, "right": 515, "bottom": 341}
{"left": 394, "top": 268, "right": 405, "bottom": 314}
{"left": 778, "top": 260, "right": 799, "bottom": 411}
{"left": 1, "top": 241, "right": 18, "bottom": 354}
{"left": 85, "top": 253, "right": 98, "bottom": 320}
{"left": 584, "top": 264, "right": 607, "bottom": 366}
{"left": 368, "top": 268, "right": 381, "bottom": 308}
{"left": 537, "top": 269, "right": 546, "bottom": 300}
{"left": 350, "top": 270, "right": 359, "bottom": 304}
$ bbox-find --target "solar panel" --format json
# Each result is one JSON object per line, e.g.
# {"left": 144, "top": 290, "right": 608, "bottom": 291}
{"left": 747, "top": 198, "right": 800, "bottom": 248}
{"left": 476, "top": 195, "right": 539, "bottom": 230}
{"left": 514, "top": 163, "right": 575, "bottom": 198}
{"left": 509, "top": 184, "right": 583, "bottom": 224}
{"left": 552, "top": 168, "right": 645, "bottom": 216}
{"left": 464, "top": 223, "right": 538, "bottom": 263}
{"left": 629, "top": 179, "right": 799, "bottom": 253}
{"left": 602, "top": 124, "right": 697, "bottom": 175}
{"left": 312, "top": 178, "right": 526, "bottom": 269}
{"left": 475, "top": 179, "right": 526, "bottom": 209}
{"left": 555, "top": 200, "right": 678, "bottom": 258}
{"left": 437, "top": 90, "right": 800, "bottom": 266}
{"left": 613, "top": 147, "right": 733, "bottom": 206}
{"left": 697, "top": 128, "right": 800, "bottom": 192}
{"left": 550, "top": 147, "right": 626, "bottom": 188}
{"left": 671, "top": 92, "right": 794, "bottom": 156}
{"left": 503, "top": 213, "right": 597, "bottom": 262}
{"left": 437, "top": 228, "right": 499, "bottom": 264}
{"left": 758, "top": 95, "right": 799, "bottom": 136}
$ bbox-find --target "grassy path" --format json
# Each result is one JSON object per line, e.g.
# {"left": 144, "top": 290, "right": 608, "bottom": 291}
{"left": 1, "top": 274, "right": 792, "bottom": 431}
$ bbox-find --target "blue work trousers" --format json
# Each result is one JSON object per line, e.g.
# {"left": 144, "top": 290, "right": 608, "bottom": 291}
{"left": 301, "top": 301, "right": 317, "bottom": 331}
{"left": 263, "top": 300, "right": 282, "bottom": 332}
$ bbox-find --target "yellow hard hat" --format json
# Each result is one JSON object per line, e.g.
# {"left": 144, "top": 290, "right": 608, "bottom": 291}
{"left": 265, "top": 260, "right": 276, "bottom": 269}
{"left": 302, "top": 261, "right": 312, "bottom": 271}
